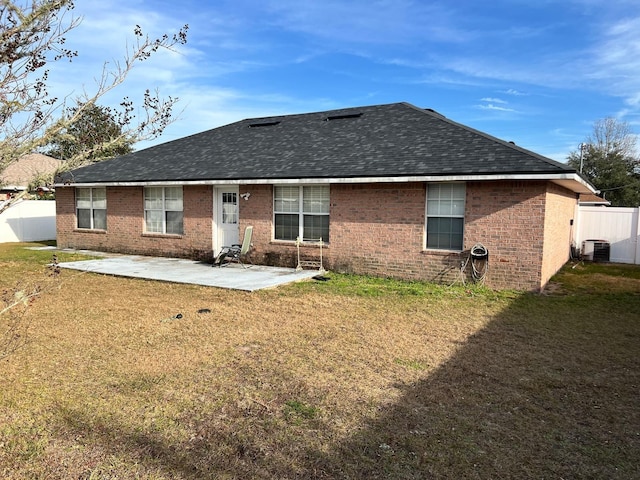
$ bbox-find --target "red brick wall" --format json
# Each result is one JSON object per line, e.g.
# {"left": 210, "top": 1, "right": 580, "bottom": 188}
{"left": 56, "top": 180, "right": 576, "bottom": 290}
{"left": 541, "top": 183, "right": 577, "bottom": 285}
{"left": 238, "top": 184, "right": 273, "bottom": 257}
{"left": 56, "top": 185, "right": 214, "bottom": 260}
{"left": 329, "top": 182, "right": 430, "bottom": 278}
{"left": 55, "top": 187, "right": 76, "bottom": 246}
{"left": 238, "top": 181, "right": 557, "bottom": 290}
{"left": 464, "top": 181, "right": 547, "bottom": 290}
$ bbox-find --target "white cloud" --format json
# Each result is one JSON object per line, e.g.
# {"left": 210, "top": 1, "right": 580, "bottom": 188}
{"left": 589, "top": 15, "right": 640, "bottom": 110}
{"left": 475, "top": 104, "right": 516, "bottom": 113}
{"left": 481, "top": 97, "right": 508, "bottom": 104}
{"left": 504, "top": 89, "right": 528, "bottom": 96}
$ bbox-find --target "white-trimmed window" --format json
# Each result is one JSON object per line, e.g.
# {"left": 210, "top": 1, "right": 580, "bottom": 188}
{"left": 274, "top": 185, "right": 329, "bottom": 242}
{"left": 144, "top": 186, "right": 183, "bottom": 234}
{"left": 426, "top": 183, "right": 465, "bottom": 250}
{"left": 76, "top": 187, "right": 106, "bottom": 230}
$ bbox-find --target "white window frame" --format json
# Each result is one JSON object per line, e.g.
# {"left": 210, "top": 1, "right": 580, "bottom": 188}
{"left": 425, "top": 182, "right": 465, "bottom": 251}
{"left": 76, "top": 187, "right": 106, "bottom": 230}
{"left": 273, "top": 185, "right": 330, "bottom": 243}
{"left": 144, "top": 186, "right": 184, "bottom": 235}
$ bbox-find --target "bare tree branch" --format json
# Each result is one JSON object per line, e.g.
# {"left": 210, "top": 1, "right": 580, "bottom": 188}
{"left": 0, "top": 0, "right": 188, "bottom": 175}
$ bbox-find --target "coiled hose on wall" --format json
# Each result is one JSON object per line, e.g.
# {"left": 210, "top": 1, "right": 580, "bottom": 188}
{"left": 470, "top": 243, "right": 489, "bottom": 284}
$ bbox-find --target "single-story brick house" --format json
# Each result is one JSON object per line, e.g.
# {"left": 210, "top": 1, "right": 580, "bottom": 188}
{"left": 54, "top": 102, "right": 595, "bottom": 290}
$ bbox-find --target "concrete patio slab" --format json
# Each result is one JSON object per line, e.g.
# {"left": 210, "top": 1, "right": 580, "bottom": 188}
{"left": 53, "top": 251, "right": 321, "bottom": 292}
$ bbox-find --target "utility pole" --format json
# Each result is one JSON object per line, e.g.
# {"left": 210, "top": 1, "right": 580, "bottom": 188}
{"left": 579, "top": 143, "right": 588, "bottom": 174}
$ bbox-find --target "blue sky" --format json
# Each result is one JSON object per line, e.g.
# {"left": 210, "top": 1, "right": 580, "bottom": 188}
{"left": 49, "top": 0, "right": 640, "bottom": 162}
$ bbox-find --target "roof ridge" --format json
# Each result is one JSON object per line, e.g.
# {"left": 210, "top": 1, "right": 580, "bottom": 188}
{"left": 239, "top": 102, "right": 404, "bottom": 124}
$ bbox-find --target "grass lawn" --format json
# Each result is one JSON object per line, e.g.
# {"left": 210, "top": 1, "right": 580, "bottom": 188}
{"left": 1, "top": 243, "right": 639, "bottom": 479}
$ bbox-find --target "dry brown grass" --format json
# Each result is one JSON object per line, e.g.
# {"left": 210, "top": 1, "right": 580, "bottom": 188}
{"left": 1, "top": 244, "right": 638, "bottom": 479}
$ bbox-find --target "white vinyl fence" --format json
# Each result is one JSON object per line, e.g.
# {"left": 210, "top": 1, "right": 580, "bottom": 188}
{"left": 0, "top": 200, "right": 56, "bottom": 243}
{"left": 575, "top": 206, "right": 640, "bottom": 264}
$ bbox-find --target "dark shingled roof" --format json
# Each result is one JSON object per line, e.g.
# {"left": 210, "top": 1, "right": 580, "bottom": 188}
{"left": 59, "top": 102, "right": 576, "bottom": 184}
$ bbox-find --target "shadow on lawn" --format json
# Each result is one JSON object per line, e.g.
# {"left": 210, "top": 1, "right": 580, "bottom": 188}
{"left": 302, "top": 294, "right": 640, "bottom": 479}
{"left": 56, "top": 290, "right": 640, "bottom": 479}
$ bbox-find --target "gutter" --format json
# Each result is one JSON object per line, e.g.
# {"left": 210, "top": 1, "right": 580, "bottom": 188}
{"left": 54, "top": 172, "right": 596, "bottom": 194}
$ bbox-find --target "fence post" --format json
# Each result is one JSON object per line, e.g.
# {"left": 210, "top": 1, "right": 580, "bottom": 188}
{"left": 635, "top": 207, "right": 640, "bottom": 265}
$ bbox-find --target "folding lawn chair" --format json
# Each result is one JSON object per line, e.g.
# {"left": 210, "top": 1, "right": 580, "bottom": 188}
{"left": 213, "top": 225, "right": 253, "bottom": 268}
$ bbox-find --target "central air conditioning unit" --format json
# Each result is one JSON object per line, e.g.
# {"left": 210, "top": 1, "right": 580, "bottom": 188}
{"left": 582, "top": 240, "right": 610, "bottom": 262}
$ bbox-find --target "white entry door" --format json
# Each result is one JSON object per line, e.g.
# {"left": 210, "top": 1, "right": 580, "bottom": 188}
{"left": 215, "top": 186, "right": 240, "bottom": 254}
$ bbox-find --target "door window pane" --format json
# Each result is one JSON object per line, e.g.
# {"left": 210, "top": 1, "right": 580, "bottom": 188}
{"left": 222, "top": 192, "right": 238, "bottom": 224}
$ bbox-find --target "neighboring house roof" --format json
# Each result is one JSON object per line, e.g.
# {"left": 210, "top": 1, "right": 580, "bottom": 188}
{"left": 1, "top": 153, "right": 63, "bottom": 190}
{"left": 579, "top": 193, "right": 610, "bottom": 206}
{"left": 56, "top": 102, "right": 595, "bottom": 193}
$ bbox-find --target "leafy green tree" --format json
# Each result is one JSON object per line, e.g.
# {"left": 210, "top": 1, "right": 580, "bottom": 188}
{"left": 44, "top": 102, "right": 135, "bottom": 162}
{"left": 567, "top": 117, "right": 640, "bottom": 207}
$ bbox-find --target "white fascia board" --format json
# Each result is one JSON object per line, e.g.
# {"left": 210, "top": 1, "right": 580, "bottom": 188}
{"left": 54, "top": 172, "right": 596, "bottom": 193}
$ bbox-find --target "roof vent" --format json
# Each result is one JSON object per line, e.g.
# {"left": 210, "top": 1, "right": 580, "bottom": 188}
{"left": 324, "top": 113, "right": 362, "bottom": 121}
{"left": 424, "top": 108, "right": 445, "bottom": 118}
{"left": 248, "top": 121, "right": 281, "bottom": 128}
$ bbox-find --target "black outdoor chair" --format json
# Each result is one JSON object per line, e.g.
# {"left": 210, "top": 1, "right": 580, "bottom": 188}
{"left": 213, "top": 225, "right": 253, "bottom": 268}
